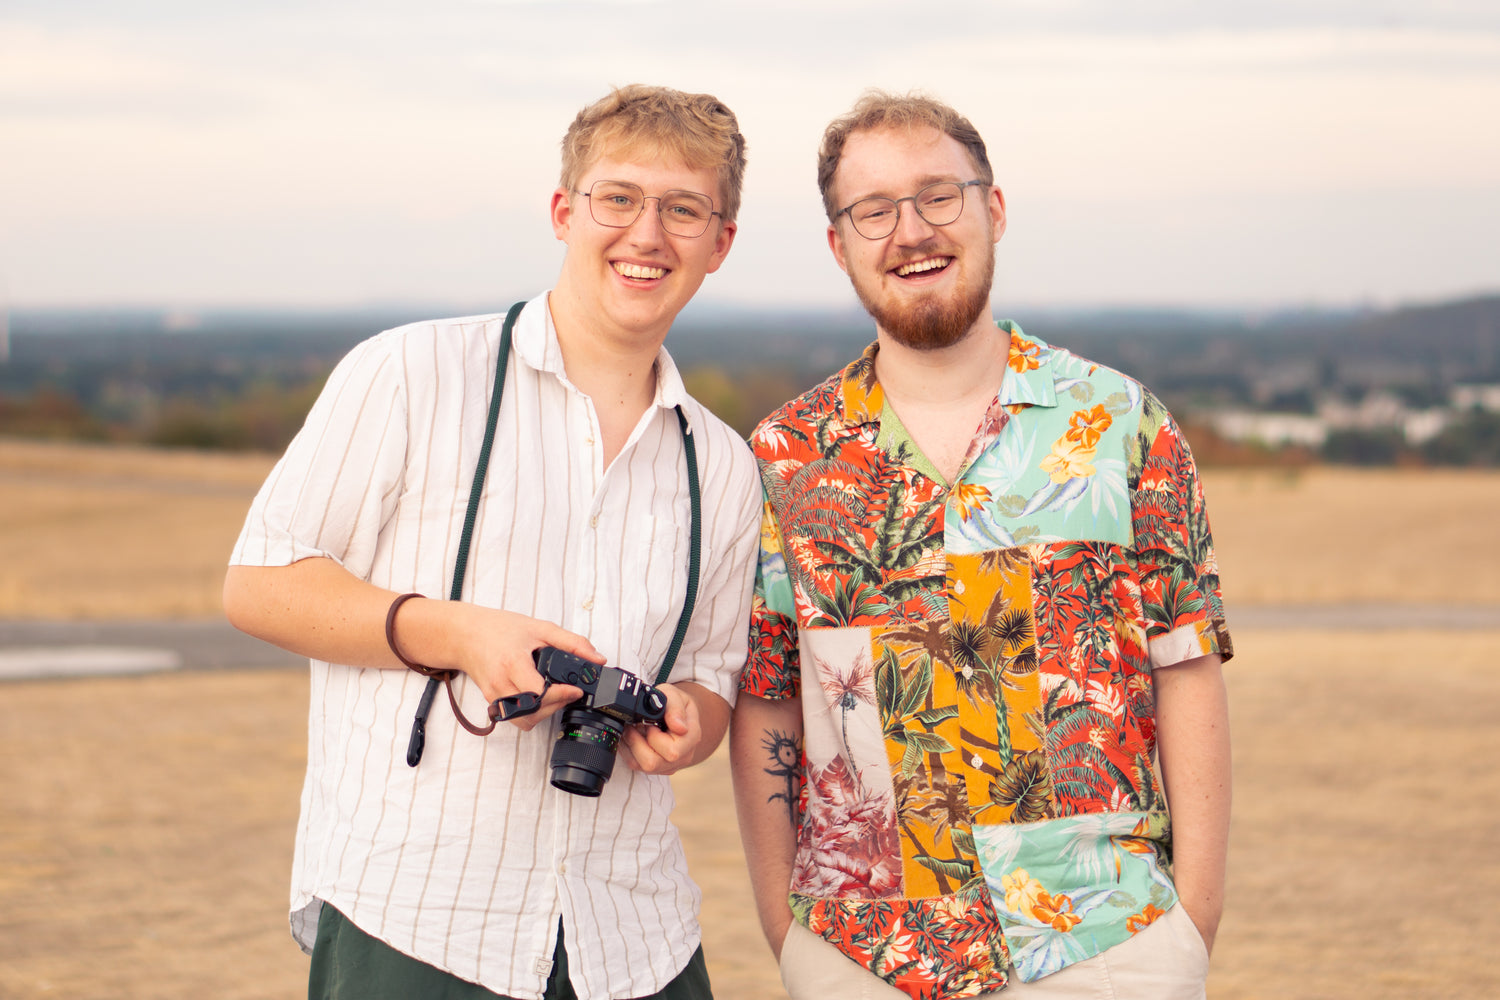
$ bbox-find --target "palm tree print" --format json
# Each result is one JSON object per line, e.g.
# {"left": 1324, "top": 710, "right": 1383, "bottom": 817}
{"left": 818, "top": 648, "right": 876, "bottom": 781}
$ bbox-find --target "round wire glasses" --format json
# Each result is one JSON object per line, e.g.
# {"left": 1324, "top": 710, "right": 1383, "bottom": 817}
{"left": 836, "top": 179, "right": 988, "bottom": 240}
{"left": 575, "top": 180, "right": 722, "bottom": 238}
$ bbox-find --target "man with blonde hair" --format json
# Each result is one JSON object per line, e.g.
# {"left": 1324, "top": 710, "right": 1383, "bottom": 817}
{"left": 225, "top": 84, "right": 760, "bottom": 1000}
{"left": 733, "top": 91, "right": 1233, "bottom": 999}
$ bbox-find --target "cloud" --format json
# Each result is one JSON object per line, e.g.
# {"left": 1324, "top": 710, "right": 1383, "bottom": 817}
{"left": 0, "top": 5, "right": 1495, "bottom": 307}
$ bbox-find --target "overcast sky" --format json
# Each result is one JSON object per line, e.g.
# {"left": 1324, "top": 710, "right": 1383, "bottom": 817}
{"left": 2, "top": 1, "right": 1497, "bottom": 313}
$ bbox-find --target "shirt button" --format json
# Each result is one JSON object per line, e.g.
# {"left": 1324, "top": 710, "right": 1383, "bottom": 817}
{"left": 559, "top": 862, "right": 568, "bottom": 874}
{"left": 581, "top": 598, "right": 594, "bottom": 611}
{"left": 590, "top": 515, "right": 599, "bottom": 528}
{"left": 971, "top": 753, "right": 984, "bottom": 769}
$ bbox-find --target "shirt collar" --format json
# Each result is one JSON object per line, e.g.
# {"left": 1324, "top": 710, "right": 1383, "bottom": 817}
{"left": 994, "top": 320, "right": 1058, "bottom": 409}
{"left": 837, "top": 319, "right": 1059, "bottom": 425}
{"left": 513, "top": 291, "right": 691, "bottom": 415}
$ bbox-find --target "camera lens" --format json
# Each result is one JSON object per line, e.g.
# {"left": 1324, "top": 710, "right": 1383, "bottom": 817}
{"left": 550, "top": 707, "right": 627, "bottom": 797}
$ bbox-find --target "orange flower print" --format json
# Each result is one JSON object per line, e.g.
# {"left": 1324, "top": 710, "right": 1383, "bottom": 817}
{"left": 1039, "top": 436, "right": 1098, "bottom": 484}
{"left": 1031, "top": 891, "right": 1082, "bottom": 933}
{"left": 1126, "top": 903, "right": 1167, "bottom": 934}
{"left": 952, "top": 482, "right": 993, "bottom": 522}
{"left": 1064, "top": 404, "right": 1113, "bottom": 449}
{"left": 1040, "top": 405, "right": 1115, "bottom": 484}
{"left": 1001, "top": 869, "right": 1044, "bottom": 916}
{"left": 1008, "top": 335, "right": 1043, "bottom": 374}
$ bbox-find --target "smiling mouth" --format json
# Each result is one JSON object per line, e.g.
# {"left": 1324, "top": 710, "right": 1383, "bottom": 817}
{"left": 893, "top": 256, "right": 953, "bottom": 278}
{"left": 614, "top": 261, "right": 668, "bottom": 281}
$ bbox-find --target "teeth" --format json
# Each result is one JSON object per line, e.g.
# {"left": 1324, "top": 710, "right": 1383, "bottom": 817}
{"left": 614, "top": 262, "right": 666, "bottom": 280}
{"left": 896, "top": 257, "right": 951, "bottom": 276}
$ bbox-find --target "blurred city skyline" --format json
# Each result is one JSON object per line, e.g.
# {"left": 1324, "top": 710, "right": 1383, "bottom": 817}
{"left": 3, "top": 1, "right": 1498, "bottom": 312}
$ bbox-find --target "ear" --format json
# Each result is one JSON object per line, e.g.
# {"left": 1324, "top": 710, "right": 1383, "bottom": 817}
{"left": 550, "top": 186, "right": 574, "bottom": 241}
{"left": 827, "top": 223, "right": 850, "bottom": 275}
{"left": 989, "top": 185, "right": 1007, "bottom": 243}
{"left": 703, "top": 219, "right": 738, "bottom": 274}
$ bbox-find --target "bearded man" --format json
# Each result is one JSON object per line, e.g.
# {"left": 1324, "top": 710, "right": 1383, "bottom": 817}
{"left": 731, "top": 91, "right": 1234, "bottom": 1000}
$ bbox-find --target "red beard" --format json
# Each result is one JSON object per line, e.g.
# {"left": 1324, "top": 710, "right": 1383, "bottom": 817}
{"left": 854, "top": 243, "right": 995, "bottom": 351}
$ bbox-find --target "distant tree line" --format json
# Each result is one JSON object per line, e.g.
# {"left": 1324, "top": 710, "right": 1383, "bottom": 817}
{"left": 0, "top": 371, "right": 328, "bottom": 451}
{"left": 3, "top": 294, "right": 1498, "bottom": 466}
{"left": 0, "top": 361, "right": 799, "bottom": 453}
{"left": 1319, "top": 409, "right": 1500, "bottom": 467}
{"left": 4, "top": 364, "right": 1497, "bottom": 468}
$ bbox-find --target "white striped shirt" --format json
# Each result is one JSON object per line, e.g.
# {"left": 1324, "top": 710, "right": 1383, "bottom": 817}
{"left": 229, "top": 292, "right": 762, "bottom": 999}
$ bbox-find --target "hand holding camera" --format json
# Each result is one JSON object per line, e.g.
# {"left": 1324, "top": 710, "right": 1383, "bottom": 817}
{"left": 616, "top": 682, "right": 702, "bottom": 778}
{"left": 494, "top": 646, "right": 674, "bottom": 797}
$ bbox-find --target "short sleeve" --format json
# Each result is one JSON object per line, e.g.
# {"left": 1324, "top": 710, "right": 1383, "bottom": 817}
{"left": 1129, "top": 408, "right": 1233, "bottom": 668}
{"left": 741, "top": 495, "right": 802, "bottom": 699}
{"left": 229, "top": 334, "right": 408, "bottom": 577}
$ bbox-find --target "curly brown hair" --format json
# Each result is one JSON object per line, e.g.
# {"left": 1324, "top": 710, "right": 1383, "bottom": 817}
{"left": 816, "top": 90, "right": 992, "bottom": 222}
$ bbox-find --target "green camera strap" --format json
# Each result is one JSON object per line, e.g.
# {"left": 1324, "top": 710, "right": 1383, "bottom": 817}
{"left": 661, "top": 406, "right": 701, "bottom": 685}
{"left": 406, "top": 301, "right": 702, "bottom": 766}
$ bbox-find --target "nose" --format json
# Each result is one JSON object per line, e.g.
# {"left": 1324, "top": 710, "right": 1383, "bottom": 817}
{"left": 890, "top": 196, "right": 936, "bottom": 244}
{"left": 626, "top": 197, "right": 668, "bottom": 242}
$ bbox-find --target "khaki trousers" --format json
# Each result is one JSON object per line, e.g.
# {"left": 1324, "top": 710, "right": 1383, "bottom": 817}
{"left": 778, "top": 902, "right": 1208, "bottom": 1000}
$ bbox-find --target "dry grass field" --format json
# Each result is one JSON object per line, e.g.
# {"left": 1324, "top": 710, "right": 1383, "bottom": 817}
{"left": 4, "top": 438, "right": 1500, "bottom": 619}
{"left": 0, "top": 439, "right": 272, "bottom": 619}
{"left": 2, "top": 438, "right": 1498, "bottom": 999}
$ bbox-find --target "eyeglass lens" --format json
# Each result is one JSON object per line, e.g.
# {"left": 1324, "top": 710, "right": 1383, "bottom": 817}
{"left": 587, "top": 181, "right": 716, "bottom": 237}
{"left": 848, "top": 182, "right": 969, "bottom": 239}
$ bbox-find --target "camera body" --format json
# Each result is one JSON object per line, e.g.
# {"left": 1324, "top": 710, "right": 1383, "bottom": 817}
{"left": 534, "top": 646, "right": 669, "bottom": 797}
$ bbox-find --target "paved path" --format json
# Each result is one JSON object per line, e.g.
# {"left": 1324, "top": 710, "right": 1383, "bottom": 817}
{"left": 3, "top": 605, "right": 1499, "bottom": 681}
{"left": 1226, "top": 603, "right": 1500, "bottom": 630}
{"left": 0, "top": 619, "right": 297, "bottom": 681}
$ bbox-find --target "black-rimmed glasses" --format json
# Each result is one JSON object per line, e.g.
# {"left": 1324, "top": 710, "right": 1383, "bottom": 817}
{"left": 575, "top": 180, "right": 722, "bottom": 238}
{"left": 836, "top": 180, "right": 988, "bottom": 240}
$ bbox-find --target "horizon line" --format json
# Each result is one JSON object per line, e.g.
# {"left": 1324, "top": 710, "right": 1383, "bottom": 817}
{"left": 7, "top": 287, "right": 1499, "bottom": 322}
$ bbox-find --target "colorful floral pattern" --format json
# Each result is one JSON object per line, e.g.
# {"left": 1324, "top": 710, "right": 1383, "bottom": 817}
{"left": 744, "top": 324, "right": 1231, "bottom": 998}
{"left": 971, "top": 812, "right": 1178, "bottom": 980}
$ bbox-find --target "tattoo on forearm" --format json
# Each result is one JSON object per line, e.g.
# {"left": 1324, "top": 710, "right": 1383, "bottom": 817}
{"left": 761, "top": 729, "right": 803, "bottom": 831}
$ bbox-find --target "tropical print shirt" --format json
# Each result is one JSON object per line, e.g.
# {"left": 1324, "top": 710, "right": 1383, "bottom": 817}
{"left": 743, "top": 323, "right": 1233, "bottom": 999}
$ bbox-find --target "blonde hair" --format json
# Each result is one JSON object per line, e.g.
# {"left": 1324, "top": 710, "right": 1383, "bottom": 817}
{"left": 560, "top": 84, "right": 748, "bottom": 223}
{"left": 817, "top": 90, "right": 993, "bottom": 221}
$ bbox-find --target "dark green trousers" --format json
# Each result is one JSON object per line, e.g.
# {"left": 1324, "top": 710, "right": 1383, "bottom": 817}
{"left": 309, "top": 904, "right": 713, "bottom": 1000}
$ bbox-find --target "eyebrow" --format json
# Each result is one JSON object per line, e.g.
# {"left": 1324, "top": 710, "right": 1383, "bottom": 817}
{"left": 847, "top": 173, "right": 966, "bottom": 203}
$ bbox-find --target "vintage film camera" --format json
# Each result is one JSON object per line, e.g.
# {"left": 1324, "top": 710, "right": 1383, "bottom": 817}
{"left": 532, "top": 646, "right": 669, "bottom": 797}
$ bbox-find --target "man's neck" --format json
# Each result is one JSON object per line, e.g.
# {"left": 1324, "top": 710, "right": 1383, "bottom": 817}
{"left": 546, "top": 293, "right": 662, "bottom": 468}
{"left": 873, "top": 318, "right": 1010, "bottom": 486}
{"left": 873, "top": 318, "right": 1009, "bottom": 408}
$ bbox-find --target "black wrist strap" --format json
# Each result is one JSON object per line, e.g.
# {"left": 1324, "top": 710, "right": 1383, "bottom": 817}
{"left": 407, "top": 302, "right": 702, "bottom": 766}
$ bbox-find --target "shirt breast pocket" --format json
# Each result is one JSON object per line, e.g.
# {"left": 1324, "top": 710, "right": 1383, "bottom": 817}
{"left": 619, "top": 512, "right": 693, "bottom": 677}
